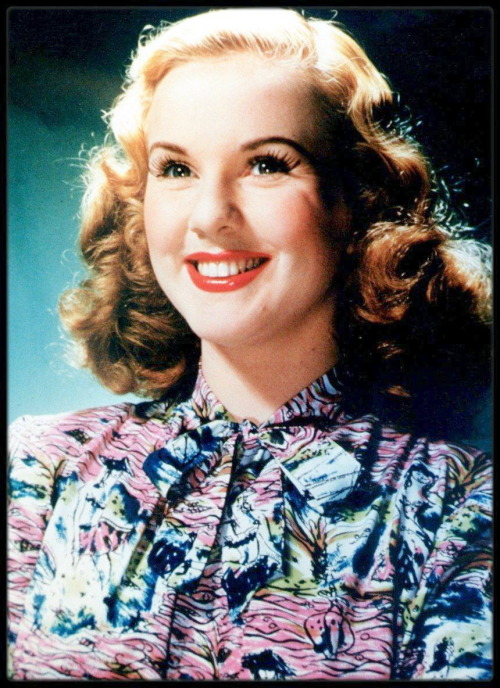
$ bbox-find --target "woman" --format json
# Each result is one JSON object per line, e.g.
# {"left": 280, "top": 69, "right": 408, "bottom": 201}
{"left": 8, "top": 8, "right": 491, "bottom": 680}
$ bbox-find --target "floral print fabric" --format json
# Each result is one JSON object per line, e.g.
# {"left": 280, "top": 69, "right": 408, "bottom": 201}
{"left": 8, "top": 369, "right": 492, "bottom": 680}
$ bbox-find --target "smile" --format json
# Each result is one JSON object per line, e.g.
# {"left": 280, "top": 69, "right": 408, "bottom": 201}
{"left": 185, "top": 251, "right": 270, "bottom": 292}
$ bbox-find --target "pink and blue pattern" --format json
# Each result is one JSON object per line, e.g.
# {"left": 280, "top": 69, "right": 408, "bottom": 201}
{"left": 8, "top": 369, "right": 492, "bottom": 679}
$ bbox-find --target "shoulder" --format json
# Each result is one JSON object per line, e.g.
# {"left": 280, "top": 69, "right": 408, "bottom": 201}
{"left": 10, "top": 403, "right": 137, "bottom": 455}
{"left": 8, "top": 398, "right": 185, "bottom": 475}
{"left": 335, "top": 409, "right": 491, "bottom": 496}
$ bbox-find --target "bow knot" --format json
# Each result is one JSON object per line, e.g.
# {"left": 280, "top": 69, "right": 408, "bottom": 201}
{"left": 144, "top": 417, "right": 361, "bottom": 618}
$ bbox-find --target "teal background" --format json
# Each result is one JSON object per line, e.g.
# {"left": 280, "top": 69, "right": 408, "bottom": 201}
{"left": 7, "top": 8, "right": 492, "bottom": 449}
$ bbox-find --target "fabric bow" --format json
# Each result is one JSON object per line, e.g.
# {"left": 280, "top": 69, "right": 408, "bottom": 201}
{"left": 143, "top": 418, "right": 239, "bottom": 588}
{"left": 143, "top": 417, "right": 362, "bottom": 618}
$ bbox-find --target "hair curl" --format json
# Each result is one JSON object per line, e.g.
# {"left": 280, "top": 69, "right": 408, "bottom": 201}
{"left": 59, "top": 8, "right": 491, "bottom": 433}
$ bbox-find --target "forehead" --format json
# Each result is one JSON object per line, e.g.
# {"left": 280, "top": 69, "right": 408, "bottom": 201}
{"left": 145, "top": 54, "right": 323, "bottom": 148}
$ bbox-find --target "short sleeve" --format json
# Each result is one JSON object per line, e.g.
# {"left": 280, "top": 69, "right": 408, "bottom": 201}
{"left": 394, "top": 448, "right": 492, "bottom": 679}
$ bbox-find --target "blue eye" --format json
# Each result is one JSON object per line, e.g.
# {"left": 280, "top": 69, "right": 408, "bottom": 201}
{"left": 250, "top": 153, "right": 297, "bottom": 176}
{"left": 149, "top": 157, "right": 192, "bottom": 179}
{"left": 162, "top": 162, "right": 192, "bottom": 178}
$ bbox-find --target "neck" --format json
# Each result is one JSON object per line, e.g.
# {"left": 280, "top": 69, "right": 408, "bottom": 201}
{"left": 201, "top": 315, "right": 337, "bottom": 425}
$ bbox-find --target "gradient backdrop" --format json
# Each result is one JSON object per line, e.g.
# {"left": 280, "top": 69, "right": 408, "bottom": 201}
{"left": 8, "top": 7, "right": 492, "bottom": 448}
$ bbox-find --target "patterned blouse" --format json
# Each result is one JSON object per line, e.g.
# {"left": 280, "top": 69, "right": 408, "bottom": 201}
{"left": 8, "top": 368, "right": 492, "bottom": 680}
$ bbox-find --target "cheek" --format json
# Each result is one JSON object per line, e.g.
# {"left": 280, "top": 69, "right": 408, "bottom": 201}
{"left": 143, "top": 187, "right": 161, "bottom": 249}
{"left": 144, "top": 189, "right": 183, "bottom": 255}
{"left": 278, "top": 193, "right": 344, "bottom": 281}
{"left": 276, "top": 190, "right": 351, "bottom": 266}
{"left": 251, "top": 188, "right": 329, "bottom": 249}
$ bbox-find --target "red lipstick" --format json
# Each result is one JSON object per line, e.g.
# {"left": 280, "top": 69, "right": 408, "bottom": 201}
{"left": 185, "top": 251, "right": 270, "bottom": 292}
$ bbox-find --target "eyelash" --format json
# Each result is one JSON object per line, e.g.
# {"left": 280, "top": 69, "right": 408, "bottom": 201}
{"left": 149, "top": 157, "right": 191, "bottom": 179}
{"left": 148, "top": 150, "right": 301, "bottom": 179}
{"left": 248, "top": 150, "right": 300, "bottom": 176}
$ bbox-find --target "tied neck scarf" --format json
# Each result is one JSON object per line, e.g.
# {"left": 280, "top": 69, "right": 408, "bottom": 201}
{"left": 142, "top": 369, "right": 362, "bottom": 620}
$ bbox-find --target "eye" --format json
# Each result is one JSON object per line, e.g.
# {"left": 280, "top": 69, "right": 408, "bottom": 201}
{"left": 149, "top": 157, "right": 193, "bottom": 179}
{"left": 163, "top": 162, "right": 192, "bottom": 178}
{"left": 249, "top": 152, "right": 298, "bottom": 176}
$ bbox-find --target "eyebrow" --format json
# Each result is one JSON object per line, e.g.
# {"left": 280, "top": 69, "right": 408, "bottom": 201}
{"left": 148, "top": 137, "right": 317, "bottom": 163}
{"left": 149, "top": 142, "right": 187, "bottom": 156}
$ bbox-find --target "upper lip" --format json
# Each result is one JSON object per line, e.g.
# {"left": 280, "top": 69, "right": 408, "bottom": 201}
{"left": 185, "top": 251, "right": 271, "bottom": 264}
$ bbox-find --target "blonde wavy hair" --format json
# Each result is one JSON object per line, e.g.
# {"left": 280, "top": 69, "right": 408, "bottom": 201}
{"left": 60, "top": 8, "right": 491, "bottom": 427}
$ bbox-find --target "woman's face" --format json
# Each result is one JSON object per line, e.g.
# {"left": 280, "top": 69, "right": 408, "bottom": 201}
{"left": 144, "top": 53, "right": 349, "bottom": 350}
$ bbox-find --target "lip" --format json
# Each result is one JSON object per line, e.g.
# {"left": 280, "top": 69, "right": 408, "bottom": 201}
{"left": 185, "top": 250, "right": 271, "bottom": 292}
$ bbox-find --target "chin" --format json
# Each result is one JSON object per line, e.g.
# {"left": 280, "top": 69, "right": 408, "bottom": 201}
{"left": 187, "top": 311, "right": 268, "bottom": 347}
{"left": 191, "top": 326, "right": 252, "bottom": 349}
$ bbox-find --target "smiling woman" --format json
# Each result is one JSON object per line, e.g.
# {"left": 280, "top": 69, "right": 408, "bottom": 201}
{"left": 142, "top": 54, "right": 344, "bottom": 419}
{"left": 8, "top": 7, "right": 492, "bottom": 681}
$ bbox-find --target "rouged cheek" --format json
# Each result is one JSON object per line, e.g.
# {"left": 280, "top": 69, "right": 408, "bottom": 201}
{"left": 253, "top": 186, "right": 329, "bottom": 237}
{"left": 143, "top": 212, "right": 186, "bottom": 255}
{"left": 145, "top": 195, "right": 193, "bottom": 251}
{"left": 257, "top": 215, "right": 333, "bottom": 257}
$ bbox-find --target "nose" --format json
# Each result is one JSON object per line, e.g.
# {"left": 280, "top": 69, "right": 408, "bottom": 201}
{"left": 188, "top": 175, "right": 241, "bottom": 238}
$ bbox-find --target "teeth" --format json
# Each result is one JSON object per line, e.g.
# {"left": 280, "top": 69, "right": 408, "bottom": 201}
{"left": 218, "top": 263, "right": 230, "bottom": 277}
{"left": 196, "top": 258, "right": 265, "bottom": 277}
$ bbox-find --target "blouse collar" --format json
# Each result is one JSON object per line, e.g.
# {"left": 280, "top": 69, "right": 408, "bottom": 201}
{"left": 143, "top": 366, "right": 359, "bottom": 616}
{"left": 190, "top": 365, "right": 343, "bottom": 427}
